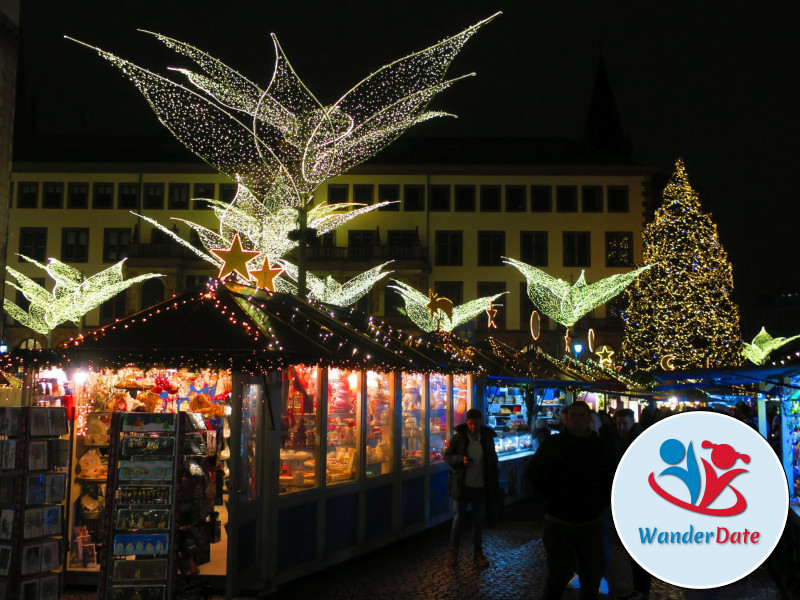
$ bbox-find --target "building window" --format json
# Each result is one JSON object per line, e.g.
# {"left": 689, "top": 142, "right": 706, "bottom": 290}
{"left": 477, "top": 231, "right": 505, "bottom": 266}
{"left": 556, "top": 186, "right": 578, "bottom": 212}
{"left": 220, "top": 183, "right": 237, "bottom": 203}
{"left": 62, "top": 228, "right": 89, "bottom": 263}
{"left": 143, "top": 183, "right": 164, "bottom": 209}
{"left": 43, "top": 183, "right": 64, "bottom": 209}
{"left": 169, "top": 183, "right": 190, "bottom": 210}
{"left": 104, "top": 229, "right": 131, "bottom": 263}
{"left": 193, "top": 183, "right": 215, "bottom": 209}
{"left": 582, "top": 186, "right": 603, "bottom": 212}
{"left": 608, "top": 186, "right": 629, "bottom": 212}
{"left": 563, "top": 232, "right": 590, "bottom": 267}
{"left": 531, "top": 185, "right": 552, "bottom": 212}
{"left": 353, "top": 184, "right": 373, "bottom": 206}
{"left": 480, "top": 185, "right": 501, "bottom": 212}
{"left": 140, "top": 278, "right": 165, "bottom": 310}
{"left": 388, "top": 230, "right": 416, "bottom": 246}
{"left": 93, "top": 183, "right": 114, "bottom": 209}
{"left": 454, "top": 185, "right": 476, "bottom": 212}
{"left": 308, "top": 231, "right": 335, "bottom": 249}
{"left": 606, "top": 232, "right": 634, "bottom": 267}
{"left": 67, "top": 183, "right": 89, "bottom": 209}
{"left": 430, "top": 185, "right": 450, "bottom": 211}
{"left": 404, "top": 185, "right": 425, "bottom": 211}
{"left": 185, "top": 275, "right": 214, "bottom": 291}
{"left": 17, "top": 182, "right": 38, "bottom": 209}
{"left": 378, "top": 184, "right": 400, "bottom": 211}
{"left": 19, "top": 228, "right": 47, "bottom": 262}
{"left": 328, "top": 184, "right": 348, "bottom": 204}
{"left": 520, "top": 231, "right": 548, "bottom": 267}
{"left": 384, "top": 281, "right": 406, "bottom": 317}
{"left": 119, "top": 183, "right": 139, "bottom": 209}
{"left": 348, "top": 230, "right": 376, "bottom": 260}
{"left": 101, "top": 289, "right": 127, "bottom": 323}
{"left": 435, "top": 231, "right": 463, "bottom": 266}
{"left": 505, "top": 185, "right": 526, "bottom": 212}
{"left": 434, "top": 281, "right": 463, "bottom": 307}
{"left": 477, "top": 282, "right": 506, "bottom": 330}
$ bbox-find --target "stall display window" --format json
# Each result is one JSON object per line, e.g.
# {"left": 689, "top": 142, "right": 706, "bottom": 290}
{"left": 428, "top": 374, "right": 450, "bottom": 464}
{"left": 453, "top": 374, "right": 469, "bottom": 427}
{"left": 366, "top": 371, "right": 393, "bottom": 477}
{"left": 782, "top": 399, "right": 800, "bottom": 515}
{"left": 401, "top": 373, "right": 425, "bottom": 469}
{"left": 279, "top": 365, "right": 319, "bottom": 494}
{"left": 327, "top": 368, "right": 361, "bottom": 484}
{"left": 485, "top": 384, "right": 532, "bottom": 455}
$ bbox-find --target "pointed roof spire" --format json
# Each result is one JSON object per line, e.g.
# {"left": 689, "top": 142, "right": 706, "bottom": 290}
{"left": 583, "top": 55, "right": 632, "bottom": 158}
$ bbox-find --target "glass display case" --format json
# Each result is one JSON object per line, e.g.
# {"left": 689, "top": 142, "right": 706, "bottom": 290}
{"left": 782, "top": 398, "right": 800, "bottom": 516}
{"left": 327, "top": 368, "right": 361, "bottom": 484}
{"left": 365, "top": 371, "right": 393, "bottom": 477}
{"left": 401, "top": 373, "right": 425, "bottom": 470}
{"left": 428, "top": 374, "right": 450, "bottom": 464}
{"left": 485, "top": 383, "right": 532, "bottom": 456}
{"left": 452, "top": 374, "right": 470, "bottom": 427}
{"left": 279, "top": 365, "right": 320, "bottom": 494}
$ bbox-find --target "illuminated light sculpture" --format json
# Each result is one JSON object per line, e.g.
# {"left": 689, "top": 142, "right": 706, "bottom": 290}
{"left": 388, "top": 280, "right": 506, "bottom": 333}
{"left": 4, "top": 256, "right": 162, "bottom": 338}
{"left": 659, "top": 355, "right": 676, "bottom": 371}
{"left": 426, "top": 290, "right": 454, "bottom": 321}
{"left": 67, "top": 13, "right": 499, "bottom": 207}
{"left": 595, "top": 345, "right": 615, "bottom": 368}
{"left": 530, "top": 311, "right": 541, "bottom": 341}
{"left": 621, "top": 159, "right": 743, "bottom": 372}
{"left": 209, "top": 233, "right": 261, "bottom": 281}
{"left": 485, "top": 302, "right": 498, "bottom": 329}
{"left": 276, "top": 261, "right": 392, "bottom": 307}
{"left": 742, "top": 327, "right": 800, "bottom": 366}
{"left": 504, "top": 257, "right": 651, "bottom": 328}
{"left": 250, "top": 257, "right": 284, "bottom": 292}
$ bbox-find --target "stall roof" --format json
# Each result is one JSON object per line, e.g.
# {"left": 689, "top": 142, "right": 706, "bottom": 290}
{"left": 651, "top": 365, "right": 800, "bottom": 398}
{"left": 32, "top": 284, "right": 478, "bottom": 372}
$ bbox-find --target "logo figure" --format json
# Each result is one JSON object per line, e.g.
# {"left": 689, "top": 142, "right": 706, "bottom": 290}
{"left": 648, "top": 438, "right": 750, "bottom": 516}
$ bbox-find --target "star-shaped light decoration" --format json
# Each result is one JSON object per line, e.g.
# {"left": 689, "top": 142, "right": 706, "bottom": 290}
{"left": 209, "top": 233, "right": 260, "bottom": 282}
{"left": 504, "top": 257, "right": 652, "bottom": 328}
{"left": 742, "top": 327, "right": 800, "bottom": 366}
{"left": 595, "top": 345, "right": 615, "bottom": 368}
{"left": 250, "top": 257, "right": 284, "bottom": 292}
{"left": 485, "top": 302, "right": 498, "bottom": 329}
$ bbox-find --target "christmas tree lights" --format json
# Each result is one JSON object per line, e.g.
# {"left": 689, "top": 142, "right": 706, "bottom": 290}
{"left": 504, "top": 257, "right": 650, "bottom": 328}
{"left": 621, "top": 159, "right": 743, "bottom": 372}
{"left": 388, "top": 280, "right": 506, "bottom": 332}
{"left": 742, "top": 327, "right": 800, "bottom": 366}
{"left": 4, "top": 256, "right": 162, "bottom": 336}
{"left": 67, "top": 13, "right": 498, "bottom": 206}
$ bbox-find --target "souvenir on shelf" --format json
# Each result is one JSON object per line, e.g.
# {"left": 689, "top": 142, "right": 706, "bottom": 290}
{"left": 365, "top": 371, "right": 394, "bottom": 477}
{"left": 428, "top": 374, "right": 450, "bottom": 464}
{"left": 401, "top": 373, "right": 425, "bottom": 469}
{"left": 326, "top": 368, "right": 361, "bottom": 484}
{"left": 485, "top": 384, "right": 533, "bottom": 455}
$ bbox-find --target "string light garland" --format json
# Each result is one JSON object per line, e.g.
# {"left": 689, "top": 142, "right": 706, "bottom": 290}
{"left": 4, "top": 256, "right": 162, "bottom": 336}
{"left": 388, "top": 280, "right": 506, "bottom": 332}
{"left": 504, "top": 257, "right": 651, "bottom": 328}
{"left": 620, "top": 159, "right": 743, "bottom": 372}
{"left": 66, "top": 13, "right": 499, "bottom": 207}
{"left": 742, "top": 327, "right": 800, "bottom": 366}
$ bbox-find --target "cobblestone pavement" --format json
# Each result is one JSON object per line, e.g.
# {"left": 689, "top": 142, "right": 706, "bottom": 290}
{"left": 64, "top": 500, "right": 783, "bottom": 600}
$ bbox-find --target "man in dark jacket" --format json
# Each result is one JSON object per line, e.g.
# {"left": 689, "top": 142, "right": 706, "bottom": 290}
{"left": 526, "top": 401, "right": 614, "bottom": 600}
{"left": 444, "top": 408, "right": 500, "bottom": 567}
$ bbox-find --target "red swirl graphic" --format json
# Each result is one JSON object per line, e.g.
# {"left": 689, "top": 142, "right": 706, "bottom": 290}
{"left": 648, "top": 472, "right": 747, "bottom": 516}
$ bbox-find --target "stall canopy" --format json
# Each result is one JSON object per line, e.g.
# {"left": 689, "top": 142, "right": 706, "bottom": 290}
{"left": 45, "top": 284, "right": 479, "bottom": 373}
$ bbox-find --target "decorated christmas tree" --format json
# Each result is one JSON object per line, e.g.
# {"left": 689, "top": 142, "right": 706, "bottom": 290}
{"left": 621, "top": 159, "right": 742, "bottom": 372}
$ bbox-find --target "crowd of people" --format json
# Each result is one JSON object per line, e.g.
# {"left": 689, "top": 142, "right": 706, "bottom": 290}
{"left": 443, "top": 398, "right": 771, "bottom": 600}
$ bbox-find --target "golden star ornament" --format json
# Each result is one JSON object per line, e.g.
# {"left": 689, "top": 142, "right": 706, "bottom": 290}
{"left": 210, "top": 234, "right": 260, "bottom": 282}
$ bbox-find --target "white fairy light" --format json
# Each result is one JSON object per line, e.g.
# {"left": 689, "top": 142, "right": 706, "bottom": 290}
{"left": 504, "top": 257, "right": 651, "bottom": 328}
{"left": 4, "top": 256, "right": 163, "bottom": 336}
{"left": 388, "top": 280, "right": 507, "bottom": 332}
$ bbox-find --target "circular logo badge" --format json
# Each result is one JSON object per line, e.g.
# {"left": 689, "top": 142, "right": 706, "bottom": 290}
{"left": 612, "top": 411, "right": 788, "bottom": 588}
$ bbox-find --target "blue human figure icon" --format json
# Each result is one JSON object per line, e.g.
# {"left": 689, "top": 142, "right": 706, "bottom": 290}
{"left": 658, "top": 438, "right": 701, "bottom": 505}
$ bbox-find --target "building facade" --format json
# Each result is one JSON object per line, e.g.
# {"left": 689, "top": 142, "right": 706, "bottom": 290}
{"left": 7, "top": 138, "right": 655, "bottom": 355}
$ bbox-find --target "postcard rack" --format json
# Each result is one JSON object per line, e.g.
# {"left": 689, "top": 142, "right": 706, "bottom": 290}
{"left": 98, "top": 411, "right": 214, "bottom": 600}
{"left": 0, "top": 406, "right": 71, "bottom": 600}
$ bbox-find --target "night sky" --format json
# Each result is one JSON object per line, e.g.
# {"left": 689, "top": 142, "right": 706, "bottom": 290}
{"left": 15, "top": 1, "right": 800, "bottom": 315}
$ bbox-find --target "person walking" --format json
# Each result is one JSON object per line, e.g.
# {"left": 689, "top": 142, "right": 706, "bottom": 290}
{"left": 527, "top": 401, "right": 615, "bottom": 600}
{"left": 444, "top": 407, "right": 500, "bottom": 567}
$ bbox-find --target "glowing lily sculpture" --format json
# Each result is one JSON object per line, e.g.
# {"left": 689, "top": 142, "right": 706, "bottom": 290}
{"left": 388, "top": 280, "right": 507, "bottom": 332}
{"left": 67, "top": 13, "right": 499, "bottom": 206}
{"left": 742, "top": 327, "right": 800, "bottom": 366}
{"left": 4, "top": 256, "right": 162, "bottom": 337}
{"left": 504, "top": 257, "right": 651, "bottom": 328}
